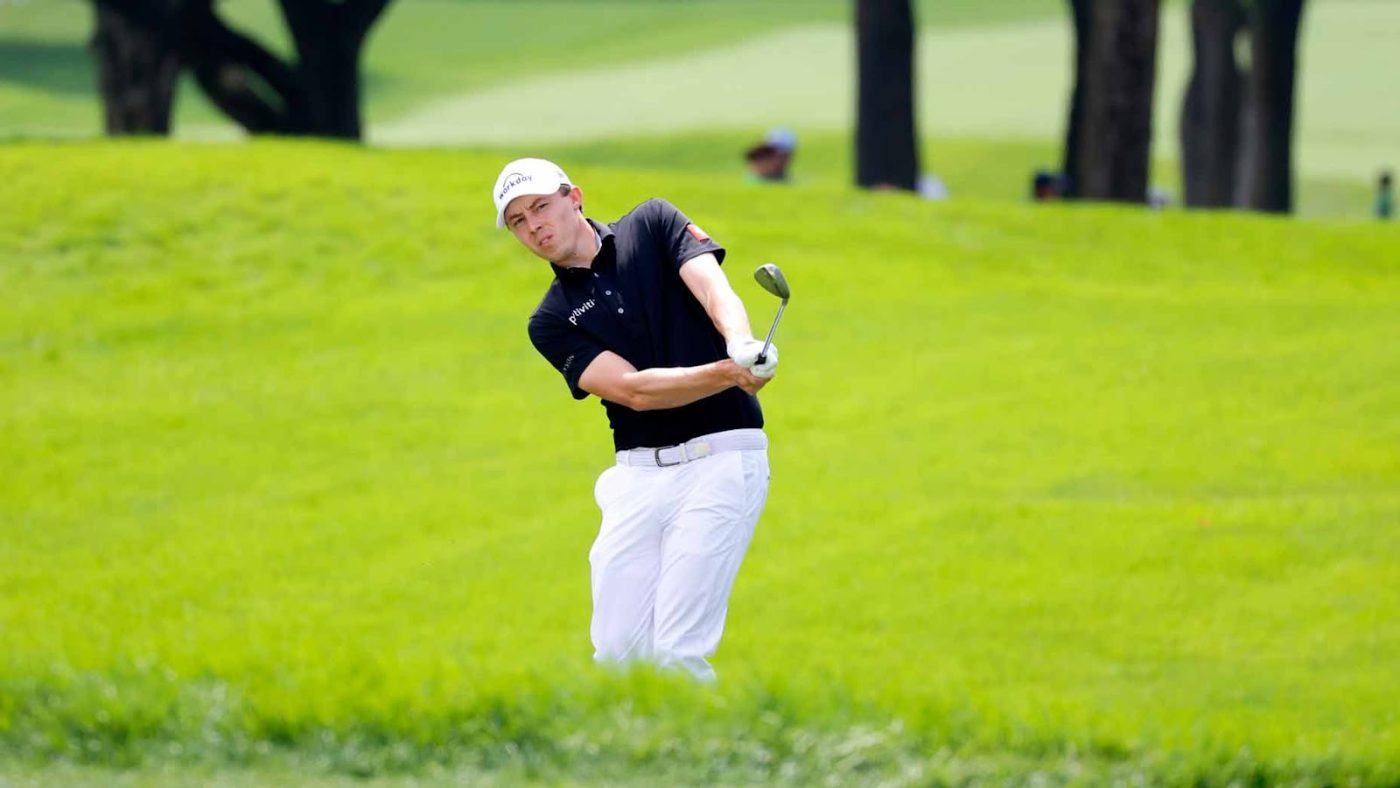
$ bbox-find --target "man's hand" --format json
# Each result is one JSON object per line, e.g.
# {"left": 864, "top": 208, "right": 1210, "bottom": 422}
{"left": 722, "top": 359, "right": 772, "bottom": 395}
{"left": 727, "top": 337, "right": 779, "bottom": 379}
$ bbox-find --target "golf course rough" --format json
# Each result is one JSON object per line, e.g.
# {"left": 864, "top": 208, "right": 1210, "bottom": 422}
{"left": 1, "top": 142, "right": 1397, "bottom": 784}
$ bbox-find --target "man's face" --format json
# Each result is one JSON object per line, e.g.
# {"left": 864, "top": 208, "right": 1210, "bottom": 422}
{"left": 748, "top": 150, "right": 790, "bottom": 180}
{"left": 503, "top": 186, "right": 584, "bottom": 261}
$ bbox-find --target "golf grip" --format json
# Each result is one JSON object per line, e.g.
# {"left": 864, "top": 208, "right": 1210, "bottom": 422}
{"left": 755, "top": 300, "right": 787, "bottom": 367}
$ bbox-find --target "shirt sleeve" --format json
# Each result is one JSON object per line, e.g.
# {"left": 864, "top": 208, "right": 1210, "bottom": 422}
{"left": 528, "top": 311, "right": 607, "bottom": 400}
{"left": 644, "top": 198, "right": 727, "bottom": 271}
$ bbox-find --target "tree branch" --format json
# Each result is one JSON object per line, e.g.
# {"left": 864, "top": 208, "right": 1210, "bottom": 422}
{"left": 189, "top": 62, "right": 293, "bottom": 133}
{"left": 178, "top": 0, "right": 301, "bottom": 107}
{"left": 277, "top": 0, "right": 330, "bottom": 52}
{"left": 177, "top": 0, "right": 306, "bottom": 133}
{"left": 348, "top": 0, "right": 394, "bottom": 41}
{"left": 91, "top": 0, "right": 176, "bottom": 34}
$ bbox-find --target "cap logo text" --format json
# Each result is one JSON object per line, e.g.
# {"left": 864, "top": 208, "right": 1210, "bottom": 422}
{"left": 498, "top": 172, "right": 531, "bottom": 201}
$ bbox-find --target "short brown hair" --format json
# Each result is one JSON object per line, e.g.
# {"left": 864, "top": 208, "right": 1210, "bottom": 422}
{"left": 560, "top": 184, "right": 582, "bottom": 213}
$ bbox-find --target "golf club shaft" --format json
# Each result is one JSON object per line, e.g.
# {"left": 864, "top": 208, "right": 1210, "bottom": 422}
{"left": 755, "top": 299, "right": 787, "bottom": 365}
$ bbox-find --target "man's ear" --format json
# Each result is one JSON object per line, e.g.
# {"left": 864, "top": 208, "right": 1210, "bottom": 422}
{"left": 570, "top": 185, "right": 584, "bottom": 213}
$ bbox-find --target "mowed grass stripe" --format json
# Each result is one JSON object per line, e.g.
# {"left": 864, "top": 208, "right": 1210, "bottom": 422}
{"left": 531, "top": 131, "right": 1375, "bottom": 218}
{"left": 373, "top": 1, "right": 1400, "bottom": 183}
{"left": 1, "top": 141, "right": 1398, "bottom": 781}
{"left": 0, "top": 0, "right": 1061, "bottom": 137}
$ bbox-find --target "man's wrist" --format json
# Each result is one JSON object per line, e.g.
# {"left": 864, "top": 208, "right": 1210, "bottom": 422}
{"left": 714, "top": 359, "right": 745, "bottom": 385}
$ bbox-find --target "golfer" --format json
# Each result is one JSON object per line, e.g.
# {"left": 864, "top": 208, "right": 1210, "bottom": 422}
{"left": 493, "top": 158, "right": 777, "bottom": 682}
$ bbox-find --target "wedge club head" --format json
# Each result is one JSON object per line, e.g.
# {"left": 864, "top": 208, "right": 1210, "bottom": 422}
{"left": 753, "top": 263, "right": 789, "bottom": 366}
{"left": 754, "top": 263, "right": 791, "bottom": 301}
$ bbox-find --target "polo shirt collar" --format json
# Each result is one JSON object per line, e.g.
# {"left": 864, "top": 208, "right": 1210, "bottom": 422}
{"left": 549, "top": 218, "right": 615, "bottom": 279}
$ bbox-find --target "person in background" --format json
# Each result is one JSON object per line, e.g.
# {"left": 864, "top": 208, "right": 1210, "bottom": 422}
{"left": 917, "top": 173, "right": 950, "bottom": 201}
{"left": 1031, "top": 170, "right": 1069, "bottom": 201}
{"left": 1377, "top": 170, "right": 1394, "bottom": 220}
{"left": 744, "top": 127, "right": 797, "bottom": 183}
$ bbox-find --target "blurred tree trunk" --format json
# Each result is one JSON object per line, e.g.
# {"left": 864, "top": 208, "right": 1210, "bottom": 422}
{"left": 90, "top": 0, "right": 393, "bottom": 140}
{"left": 1235, "top": 0, "right": 1306, "bottom": 213}
{"left": 1180, "top": 0, "right": 1244, "bottom": 208}
{"left": 279, "top": 0, "right": 390, "bottom": 139}
{"left": 855, "top": 0, "right": 919, "bottom": 191}
{"left": 1061, "top": 0, "right": 1091, "bottom": 198}
{"left": 89, "top": 5, "right": 180, "bottom": 134}
{"left": 1073, "top": 0, "right": 1160, "bottom": 203}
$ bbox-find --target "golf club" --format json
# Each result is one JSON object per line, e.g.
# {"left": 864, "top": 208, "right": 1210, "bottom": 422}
{"left": 753, "top": 263, "right": 790, "bottom": 366}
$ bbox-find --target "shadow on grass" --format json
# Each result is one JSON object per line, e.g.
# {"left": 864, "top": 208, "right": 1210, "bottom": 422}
{"left": 0, "top": 39, "right": 95, "bottom": 96}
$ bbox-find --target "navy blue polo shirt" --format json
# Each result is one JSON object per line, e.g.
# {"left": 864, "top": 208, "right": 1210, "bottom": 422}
{"left": 527, "top": 198, "right": 763, "bottom": 451}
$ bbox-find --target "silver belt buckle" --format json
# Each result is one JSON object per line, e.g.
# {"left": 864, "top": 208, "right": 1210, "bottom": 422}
{"left": 654, "top": 444, "right": 684, "bottom": 467}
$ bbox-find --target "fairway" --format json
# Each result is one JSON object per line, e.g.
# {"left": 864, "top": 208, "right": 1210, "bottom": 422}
{"left": 4, "top": 1, "right": 1395, "bottom": 190}
{"left": 2, "top": 142, "right": 1398, "bottom": 783}
{"left": 0, "top": 0, "right": 1059, "bottom": 137}
{"left": 374, "top": 1, "right": 1399, "bottom": 184}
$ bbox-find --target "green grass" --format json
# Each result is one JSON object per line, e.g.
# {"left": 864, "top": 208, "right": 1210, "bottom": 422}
{"left": 1, "top": 0, "right": 1389, "bottom": 231}
{"left": 372, "top": 1, "right": 1398, "bottom": 185}
{"left": 534, "top": 129, "right": 1376, "bottom": 219}
{"left": 2, "top": 140, "right": 1398, "bottom": 783}
{"left": 5, "top": 0, "right": 1393, "bottom": 188}
{"left": 0, "top": 0, "right": 1061, "bottom": 137}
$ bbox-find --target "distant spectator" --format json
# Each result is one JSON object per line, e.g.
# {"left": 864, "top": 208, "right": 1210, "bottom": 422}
{"left": 1377, "top": 170, "right": 1394, "bottom": 220}
{"left": 917, "top": 173, "right": 950, "bottom": 201}
{"left": 1031, "top": 169, "right": 1069, "bottom": 201}
{"left": 745, "top": 127, "right": 797, "bottom": 183}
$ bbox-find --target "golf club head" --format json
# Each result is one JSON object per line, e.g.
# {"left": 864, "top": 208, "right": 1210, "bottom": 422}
{"left": 754, "top": 263, "right": 790, "bottom": 301}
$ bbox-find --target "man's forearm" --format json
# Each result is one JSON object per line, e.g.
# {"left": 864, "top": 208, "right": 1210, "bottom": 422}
{"left": 705, "top": 288, "right": 755, "bottom": 345}
{"left": 680, "top": 255, "right": 755, "bottom": 345}
{"left": 618, "top": 360, "right": 738, "bottom": 411}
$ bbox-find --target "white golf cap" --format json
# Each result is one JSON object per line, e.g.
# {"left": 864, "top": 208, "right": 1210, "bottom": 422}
{"left": 492, "top": 158, "right": 571, "bottom": 229}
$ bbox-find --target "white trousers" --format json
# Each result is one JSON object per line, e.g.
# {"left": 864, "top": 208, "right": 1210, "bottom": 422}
{"left": 589, "top": 432, "right": 770, "bottom": 682}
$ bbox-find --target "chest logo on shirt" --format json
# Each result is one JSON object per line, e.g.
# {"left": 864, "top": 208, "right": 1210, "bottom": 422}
{"left": 568, "top": 298, "right": 597, "bottom": 326}
{"left": 686, "top": 223, "right": 710, "bottom": 242}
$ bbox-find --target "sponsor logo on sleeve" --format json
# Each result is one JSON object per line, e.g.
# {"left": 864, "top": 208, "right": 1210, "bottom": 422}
{"left": 685, "top": 223, "right": 710, "bottom": 242}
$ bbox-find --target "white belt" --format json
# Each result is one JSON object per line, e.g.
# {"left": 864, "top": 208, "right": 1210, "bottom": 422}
{"left": 617, "top": 428, "right": 767, "bottom": 468}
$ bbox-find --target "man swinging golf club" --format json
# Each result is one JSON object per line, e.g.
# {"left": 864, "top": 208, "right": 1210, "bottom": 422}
{"left": 494, "top": 158, "right": 783, "bottom": 682}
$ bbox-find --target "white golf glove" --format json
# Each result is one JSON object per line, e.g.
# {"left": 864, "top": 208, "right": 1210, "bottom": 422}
{"left": 727, "top": 337, "right": 778, "bottom": 379}
{"left": 751, "top": 344, "right": 778, "bottom": 378}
